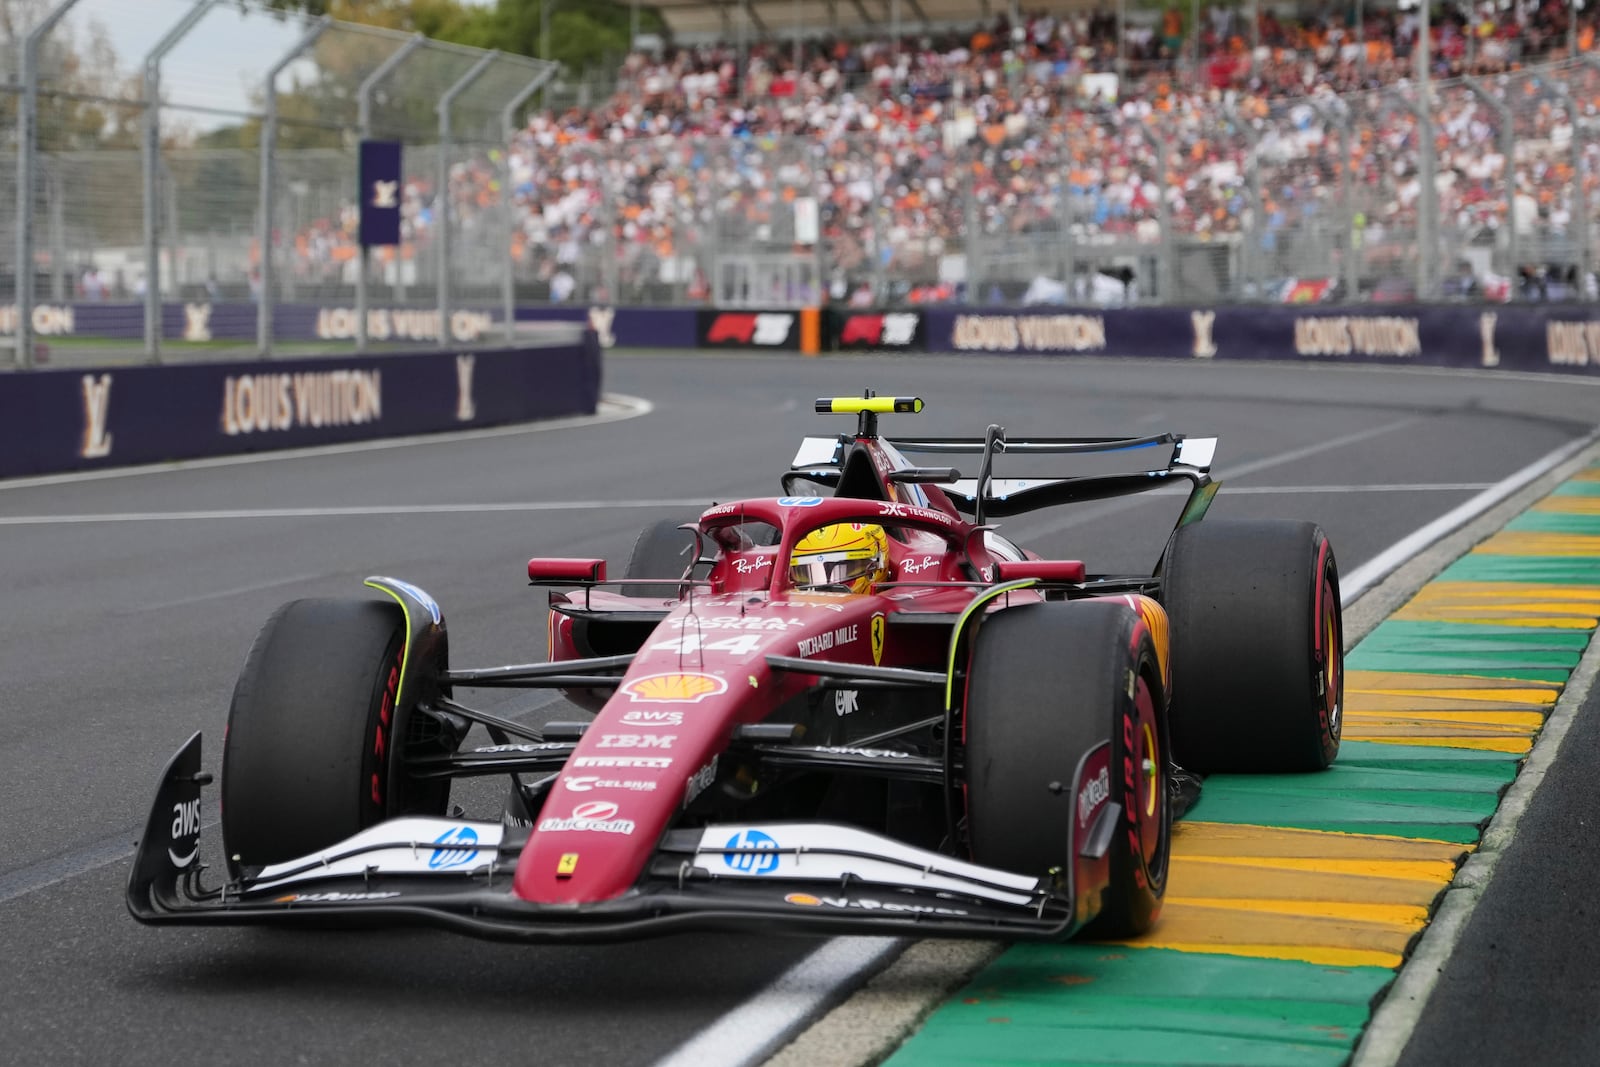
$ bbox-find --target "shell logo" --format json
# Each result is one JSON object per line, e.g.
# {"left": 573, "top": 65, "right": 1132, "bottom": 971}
{"left": 622, "top": 671, "right": 729, "bottom": 704}
{"left": 785, "top": 893, "right": 822, "bottom": 906}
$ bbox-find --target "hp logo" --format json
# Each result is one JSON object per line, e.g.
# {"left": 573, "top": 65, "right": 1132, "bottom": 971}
{"left": 429, "top": 825, "right": 480, "bottom": 870}
{"left": 723, "top": 829, "right": 781, "bottom": 874}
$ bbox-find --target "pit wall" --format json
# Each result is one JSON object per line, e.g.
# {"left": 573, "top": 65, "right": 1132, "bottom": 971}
{"left": 0, "top": 336, "right": 601, "bottom": 480}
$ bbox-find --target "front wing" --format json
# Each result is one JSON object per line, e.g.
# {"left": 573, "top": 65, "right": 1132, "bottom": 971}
{"left": 128, "top": 734, "right": 1096, "bottom": 942}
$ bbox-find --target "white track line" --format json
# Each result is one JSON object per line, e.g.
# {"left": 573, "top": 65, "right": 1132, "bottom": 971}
{"left": 651, "top": 939, "right": 906, "bottom": 1067}
{"left": 1340, "top": 428, "right": 1600, "bottom": 599}
{"left": 0, "top": 393, "right": 653, "bottom": 492}
{"left": 1219, "top": 483, "right": 1493, "bottom": 494}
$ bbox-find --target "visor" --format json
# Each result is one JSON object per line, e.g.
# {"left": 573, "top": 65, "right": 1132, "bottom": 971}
{"left": 790, "top": 551, "right": 877, "bottom": 588}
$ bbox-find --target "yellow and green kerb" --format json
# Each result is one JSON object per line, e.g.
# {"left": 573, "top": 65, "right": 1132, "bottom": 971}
{"left": 884, "top": 466, "right": 1600, "bottom": 1067}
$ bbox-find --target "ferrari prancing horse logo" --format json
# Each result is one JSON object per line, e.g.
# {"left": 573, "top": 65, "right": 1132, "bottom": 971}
{"left": 870, "top": 613, "right": 885, "bottom": 666}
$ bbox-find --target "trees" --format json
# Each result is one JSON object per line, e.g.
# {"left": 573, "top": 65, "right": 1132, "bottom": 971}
{"left": 267, "top": 0, "right": 658, "bottom": 73}
{"left": 5, "top": 4, "right": 143, "bottom": 153}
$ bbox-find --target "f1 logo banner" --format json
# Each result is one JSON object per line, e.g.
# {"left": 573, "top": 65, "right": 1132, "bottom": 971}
{"left": 359, "top": 140, "right": 403, "bottom": 247}
{"left": 697, "top": 310, "right": 800, "bottom": 350}
{"left": 834, "top": 311, "right": 922, "bottom": 350}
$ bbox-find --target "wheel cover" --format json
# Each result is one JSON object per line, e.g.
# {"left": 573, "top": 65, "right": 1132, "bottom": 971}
{"left": 1319, "top": 573, "right": 1343, "bottom": 740}
{"left": 1131, "top": 675, "right": 1167, "bottom": 884}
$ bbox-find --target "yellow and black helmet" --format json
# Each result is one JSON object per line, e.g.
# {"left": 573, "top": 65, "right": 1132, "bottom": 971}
{"left": 789, "top": 523, "right": 889, "bottom": 594}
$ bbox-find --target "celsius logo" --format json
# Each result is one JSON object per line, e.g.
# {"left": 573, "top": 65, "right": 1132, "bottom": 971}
{"left": 723, "top": 829, "right": 781, "bottom": 874}
{"left": 429, "top": 825, "right": 480, "bottom": 869}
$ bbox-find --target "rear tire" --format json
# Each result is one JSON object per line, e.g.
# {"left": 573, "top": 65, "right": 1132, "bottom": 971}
{"left": 620, "top": 519, "right": 701, "bottom": 598}
{"left": 965, "top": 600, "right": 1170, "bottom": 938}
{"left": 222, "top": 598, "right": 441, "bottom": 870}
{"left": 1161, "top": 519, "right": 1343, "bottom": 773}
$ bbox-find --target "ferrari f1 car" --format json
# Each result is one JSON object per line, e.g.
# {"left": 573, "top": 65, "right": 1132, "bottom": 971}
{"left": 128, "top": 395, "right": 1343, "bottom": 942}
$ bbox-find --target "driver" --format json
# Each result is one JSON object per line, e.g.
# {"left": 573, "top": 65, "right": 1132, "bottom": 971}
{"left": 789, "top": 523, "right": 889, "bottom": 594}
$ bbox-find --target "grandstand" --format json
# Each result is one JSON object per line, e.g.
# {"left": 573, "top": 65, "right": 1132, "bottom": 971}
{"left": 21, "top": 1, "right": 1600, "bottom": 321}
{"left": 441, "top": 1, "right": 1590, "bottom": 309}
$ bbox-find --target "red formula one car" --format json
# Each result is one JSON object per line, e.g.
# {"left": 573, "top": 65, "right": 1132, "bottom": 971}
{"left": 128, "top": 395, "right": 1343, "bottom": 942}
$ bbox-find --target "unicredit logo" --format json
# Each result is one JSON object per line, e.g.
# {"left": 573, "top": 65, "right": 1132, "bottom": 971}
{"left": 572, "top": 800, "right": 619, "bottom": 821}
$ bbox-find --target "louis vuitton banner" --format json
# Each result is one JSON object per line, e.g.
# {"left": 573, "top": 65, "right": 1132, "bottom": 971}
{"left": 0, "top": 336, "right": 601, "bottom": 479}
{"left": 916, "top": 305, "right": 1600, "bottom": 374}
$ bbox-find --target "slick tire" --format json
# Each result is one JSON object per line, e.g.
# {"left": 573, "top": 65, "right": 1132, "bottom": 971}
{"left": 1161, "top": 519, "right": 1343, "bottom": 773}
{"left": 965, "top": 600, "right": 1170, "bottom": 939}
{"left": 222, "top": 598, "right": 422, "bottom": 871}
{"left": 621, "top": 518, "right": 702, "bottom": 598}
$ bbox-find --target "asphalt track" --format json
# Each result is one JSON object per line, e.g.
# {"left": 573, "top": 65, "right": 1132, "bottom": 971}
{"left": 1, "top": 352, "right": 1596, "bottom": 1066}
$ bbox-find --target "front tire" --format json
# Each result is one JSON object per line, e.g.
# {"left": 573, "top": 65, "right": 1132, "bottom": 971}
{"left": 221, "top": 598, "right": 442, "bottom": 870}
{"left": 1161, "top": 519, "right": 1343, "bottom": 773}
{"left": 965, "top": 600, "right": 1170, "bottom": 939}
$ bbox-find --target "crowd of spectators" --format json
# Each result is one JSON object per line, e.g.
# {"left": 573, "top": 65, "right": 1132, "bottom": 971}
{"left": 282, "top": 2, "right": 1600, "bottom": 306}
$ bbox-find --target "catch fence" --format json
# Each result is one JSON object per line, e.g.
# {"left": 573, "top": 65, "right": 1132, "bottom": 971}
{"left": 5, "top": 1, "right": 1598, "bottom": 369}
{"left": 4, "top": 0, "right": 553, "bottom": 366}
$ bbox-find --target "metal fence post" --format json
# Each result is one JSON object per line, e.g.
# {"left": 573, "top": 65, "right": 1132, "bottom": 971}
{"left": 436, "top": 50, "right": 498, "bottom": 350}
{"left": 15, "top": 0, "right": 83, "bottom": 370}
{"left": 1308, "top": 97, "right": 1358, "bottom": 301}
{"left": 257, "top": 16, "right": 330, "bottom": 357}
{"left": 47, "top": 168, "right": 64, "bottom": 300}
{"left": 499, "top": 65, "right": 556, "bottom": 341}
{"left": 1461, "top": 77, "right": 1516, "bottom": 294}
{"left": 143, "top": 0, "right": 218, "bottom": 364}
{"left": 1383, "top": 86, "right": 1435, "bottom": 300}
{"left": 354, "top": 33, "right": 425, "bottom": 353}
{"left": 1133, "top": 119, "right": 1171, "bottom": 303}
{"left": 1579, "top": 56, "right": 1600, "bottom": 297}
{"left": 1227, "top": 103, "right": 1262, "bottom": 300}
{"left": 1561, "top": 79, "right": 1587, "bottom": 300}
{"left": 963, "top": 158, "right": 982, "bottom": 303}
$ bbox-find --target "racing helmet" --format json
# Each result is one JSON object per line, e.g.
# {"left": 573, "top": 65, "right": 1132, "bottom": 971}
{"left": 789, "top": 523, "right": 889, "bottom": 594}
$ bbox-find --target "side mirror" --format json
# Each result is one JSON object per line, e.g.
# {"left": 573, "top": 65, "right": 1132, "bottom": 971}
{"left": 527, "top": 558, "right": 607, "bottom": 584}
{"left": 993, "top": 560, "right": 1086, "bottom": 584}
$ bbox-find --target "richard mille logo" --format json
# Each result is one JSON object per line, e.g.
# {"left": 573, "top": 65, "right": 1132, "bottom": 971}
{"left": 371, "top": 180, "right": 399, "bottom": 210}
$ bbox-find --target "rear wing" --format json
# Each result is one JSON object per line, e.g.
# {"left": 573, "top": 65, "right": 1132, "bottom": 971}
{"left": 790, "top": 426, "right": 1220, "bottom": 527}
